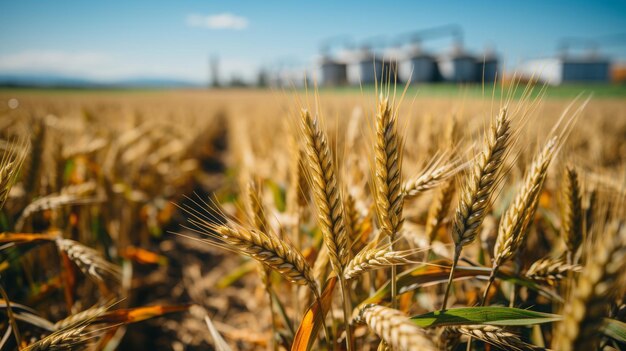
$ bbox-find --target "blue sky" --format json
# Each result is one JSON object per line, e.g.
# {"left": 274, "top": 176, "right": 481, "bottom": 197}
{"left": 1, "top": 0, "right": 625, "bottom": 83}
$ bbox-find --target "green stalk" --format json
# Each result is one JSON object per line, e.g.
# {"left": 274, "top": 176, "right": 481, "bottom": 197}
{"left": 440, "top": 245, "right": 461, "bottom": 311}
{"left": 467, "top": 266, "right": 498, "bottom": 351}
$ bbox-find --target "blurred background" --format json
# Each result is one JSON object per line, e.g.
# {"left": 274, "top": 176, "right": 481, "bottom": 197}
{"left": 1, "top": 0, "right": 626, "bottom": 91}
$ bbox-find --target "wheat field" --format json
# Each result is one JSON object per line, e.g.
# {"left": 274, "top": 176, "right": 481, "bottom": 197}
{"left": 1, "top": 86, "right": 625, "bottom": 350}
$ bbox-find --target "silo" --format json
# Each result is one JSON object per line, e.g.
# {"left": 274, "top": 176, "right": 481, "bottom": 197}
{"left": 562, "top": 56, "right": 610, "bottom": 82}
{"left": 345, "top": 48, "right": 383, "bottom": 85}
{"left": 520, "top": 54, "right": 611, "bottom": 85}
{"left": 319, "top": 56, "right": 348, "bottom": 87}
{"left": 439, "top": 45, "right": 477, "bottom": 83}
{"left": 400, "top": 44, "right": 438, "bottom": 83}
{"left": 476, "top": 51, "right": 498, "bottom": 83}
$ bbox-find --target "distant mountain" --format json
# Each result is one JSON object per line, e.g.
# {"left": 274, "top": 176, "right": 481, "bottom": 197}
{"left": 0, "top": 73, "right": 202, "bottom": 88}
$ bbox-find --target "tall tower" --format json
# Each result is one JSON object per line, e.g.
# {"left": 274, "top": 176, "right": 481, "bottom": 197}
{"left": 210, "top": 55, "right": 220, "bottom": 88}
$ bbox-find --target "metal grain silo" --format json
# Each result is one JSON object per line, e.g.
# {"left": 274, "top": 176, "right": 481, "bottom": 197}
{"left": 345, "top": 47, "right": 383, "bottom": 85}
{"left": 562, "top": 55, "right": 610, "bottom": 82}
{"left": 400, "top": 44, "right": 438, "bottom": 83}
{"left": 520, "top": 54, "right": 610, "bottom": 85}
{"left": 319, "top": 56, "right": 347, "bottom": 87}
{"left": 439, "top": 44, "right": 477, "bottom": 83}
{"left": 476, "top": 51, "right": 498, "bottom": 83}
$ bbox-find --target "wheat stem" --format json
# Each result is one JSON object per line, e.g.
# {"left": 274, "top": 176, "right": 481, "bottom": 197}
{"left": 441, "top": 245, "right": 461, "bottom": 311}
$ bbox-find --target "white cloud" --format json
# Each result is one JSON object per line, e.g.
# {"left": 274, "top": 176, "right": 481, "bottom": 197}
{"left": 186, "top": 13, "right": 248, "bottom": 30}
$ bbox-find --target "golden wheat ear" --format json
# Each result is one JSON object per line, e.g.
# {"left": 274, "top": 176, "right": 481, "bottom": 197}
{"left": 560, "top": 165, "right": 583, "bottom": 263}
{"left": 55, "top": 238, "right": 122, "bottom": 284}
{"left": 344, "top": 245, "right": 418, "bottom": 280}
{"left": 372, "top": 96, "right": 403, "bottom": 240}
{"left": 452, "top": 108, "right": 511, "bottom": 249}
{"left": 25, "top": 303, "right": 109, "bottom": 351}
{"left": 299, "top": 108, "right": 349, "bottom": 275}
{"left": 355, "top": 304, "right": 436, "bottom": 351}
{"left": 0, "top": 137, "right": 29, "bottom": 209}
{"left": 453, "top": 325, "right": 539, "bottom": 351}
{"left": 525, "top": 256, "right": 581, "bottom": 285}
{"left": 441, "top": 108, "right": 512, "bottom": 311}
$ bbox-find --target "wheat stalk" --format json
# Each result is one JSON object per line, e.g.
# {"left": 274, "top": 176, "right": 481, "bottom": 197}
{"left": 0, "top": 137, "right": 29, "bottom": 209}
{"left": 345, "top": 193, "right": 365, "bottom": 255}
{"left": 55, "top": 238, "right": 122, "bottom": 283}
{"left": 441, "top": 108, "right": 511, "bottom": 310}
{"left": 53, "top": 305, "right": 108, "bottom": 331}
{"left": 561, "top": 166, "right": 583, "bottom": 263}
{"left": 25, "top": 324, "right": 92, "bottom": 351}
{"left": 16, "top": 192, "right": 102, "bottom": 232}
{"left": 244, "top": 180, "right": 278, "bottom": 351}
{"left": 373, "top": 96, "right": 403, "bottom": 239}
{"left": 299, "top": 108, "right": 354, "bottom": 349}
{"left": 402, "top": 156, "right": 459, "bottom": 199}
{"left": 372, "top": 95, "right": 404, "bottom": 311}
{"left": 246, "top": 180, "right": 269, "bottom": 234}
{"left": 454, "top": 325, "right": 540, "bottom": 351}
{"left": 484, "top": 137, "right": 558, "bottom": 304}
{"left": 525, "top": 256, "right": 581, "bottom": 284}
{"left": 208, "top": 225, "right": 316, "bottom": 292}
{"left": 344, "top": 245, "right": 414, "bottom": 280}
{"left": 22, "top": 118, "right": 46, "bottom": 201}
{"left": 452, "top": 108, "right": 510, "bottom": 247}
{"left": 356, "top": 304, "right": 436, "bottom": 351}
{"left": 552, "top": 220, "right": 626, "bottom": 351}
{"left": 425, "top": 180, "right": 455, "bottom": 245}
{"left": 299, "top": 109, "right": 349, "bottom": 275}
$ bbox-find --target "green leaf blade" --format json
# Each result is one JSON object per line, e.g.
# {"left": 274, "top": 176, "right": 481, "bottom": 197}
{"left": 411, "top": 307, "right": 562, "bottom": 328}
{"left": 603, "top": 318, "right": 626, "bottom": 343}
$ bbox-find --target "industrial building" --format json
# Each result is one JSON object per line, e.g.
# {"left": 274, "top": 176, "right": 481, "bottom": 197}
{"left": 316, "top": 25, "right": 501, "bottom": 87}
{"left": 343, "top": 47, "right": 383, "bottom": 85}
{"left": 261, "top": 27, "right": 619, "bottom": 88}
{"left": 476, "top": 51, "right": 499, "bottom": 83}
{"left": 318, "top": 56, "right": 347, "bottom": 87}
{"left": 399, "top": 44, "right": 439, "bottom": 83}
{"left": 438, "top": 44, "right": 478, "bottom": 83}
{"left": 520, "top": 55, "right": 611, "bottom": 85}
